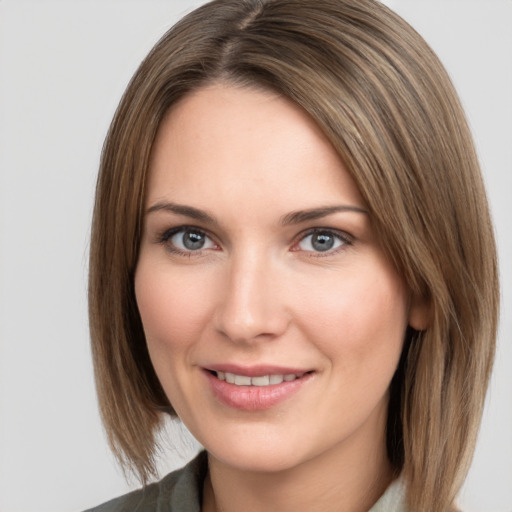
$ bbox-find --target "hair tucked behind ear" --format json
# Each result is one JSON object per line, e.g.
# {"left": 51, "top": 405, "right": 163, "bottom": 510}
{"left": 89, "top": 1, "right": 499, "bottom": 509}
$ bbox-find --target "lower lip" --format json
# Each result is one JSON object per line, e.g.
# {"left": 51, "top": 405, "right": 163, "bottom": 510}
{"left": 205, "top": 371, "right": 312, "bottom": 411}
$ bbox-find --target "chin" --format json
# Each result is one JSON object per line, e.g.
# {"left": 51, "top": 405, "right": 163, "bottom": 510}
{"left": 210, "top": 445, "right": 306, "bottom": 473}
{"left": 199, "top": 425, "right": 325, "bottom": 474}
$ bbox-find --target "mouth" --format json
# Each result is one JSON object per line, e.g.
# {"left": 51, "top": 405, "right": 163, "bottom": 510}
{"left": 204, "top": 366, "right": 315, "bottom": 411}
{"left": 211, "top": 370, "right": 310, "bottom": 386}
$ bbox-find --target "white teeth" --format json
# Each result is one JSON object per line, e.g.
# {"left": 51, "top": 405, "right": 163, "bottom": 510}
{"left": 215, "top": 371, "right": 305, "bottom": 386}
{"left": 234, "top": 375, "right": 252, "bottom": 386}
{"left": 251, "top": 375, "right": 270, "bottom": 386}
{"left": 269, "top": 374, "right": 284, "bottom": 385}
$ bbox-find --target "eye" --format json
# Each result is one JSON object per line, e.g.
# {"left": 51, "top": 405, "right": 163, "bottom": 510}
{"left": 295, "top": 229, "right": 350, "bottom": 254}
{"left": 159, "top": 227, "right": 217, "bottom": 254}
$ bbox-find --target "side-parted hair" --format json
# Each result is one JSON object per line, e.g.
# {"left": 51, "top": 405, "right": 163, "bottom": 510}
{"left": 88, "top": 1, "right": 499, "bottom": 510}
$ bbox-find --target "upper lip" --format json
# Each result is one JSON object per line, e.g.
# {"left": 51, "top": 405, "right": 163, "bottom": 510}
{"left": 203, "top": 364, "right": 313, "bottom": 377}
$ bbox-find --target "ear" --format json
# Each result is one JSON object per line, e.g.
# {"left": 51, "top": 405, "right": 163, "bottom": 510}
{"left": 408, "top": 293, "right": 430, "bottom": 331}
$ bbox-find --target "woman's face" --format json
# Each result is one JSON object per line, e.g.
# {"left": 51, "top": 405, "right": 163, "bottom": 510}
{"left": 135, "top": 84, "right": 425, "bottom": 473}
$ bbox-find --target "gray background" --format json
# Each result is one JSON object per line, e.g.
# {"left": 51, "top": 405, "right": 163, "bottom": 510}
{"left": 0, "top": 1, "right": 510, "bottom": 511}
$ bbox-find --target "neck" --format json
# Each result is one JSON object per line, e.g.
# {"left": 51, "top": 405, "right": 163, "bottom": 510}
{"left": 202, "top": 404, "right": 394, "bottom": 512}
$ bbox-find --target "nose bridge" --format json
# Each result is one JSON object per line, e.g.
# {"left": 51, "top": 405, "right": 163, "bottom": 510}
{"left": 214, "top": 245, "right": 288, "bottom": 343}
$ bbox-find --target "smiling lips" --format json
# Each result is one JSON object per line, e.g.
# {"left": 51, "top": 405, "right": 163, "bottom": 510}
{"left": 205, "top": 366, "right": 313, "bottom": 411}
{"left": 216, "top": 371, "right": 306, "bottom": 386}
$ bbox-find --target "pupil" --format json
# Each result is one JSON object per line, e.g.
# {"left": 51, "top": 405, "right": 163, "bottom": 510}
{"left": 312, "top": 233, "right": 334, "bottom": 252}
{"left": 183, "top": 231, "right": 205, "bottom": 250}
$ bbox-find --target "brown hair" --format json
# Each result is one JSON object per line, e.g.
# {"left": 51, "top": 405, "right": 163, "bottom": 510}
{"left": 89, "top": 1, "right": 499, "bottom": 510}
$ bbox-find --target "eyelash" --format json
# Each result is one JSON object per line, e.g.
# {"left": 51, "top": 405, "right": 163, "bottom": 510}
{"left": 155, "top": 226, "right": 353, "bottom": 258}
{"left": 156, "top": 226, "right": 219, "bottom": 258}
{"left": 292, "top": 228, "right": 353, "bottom": 257}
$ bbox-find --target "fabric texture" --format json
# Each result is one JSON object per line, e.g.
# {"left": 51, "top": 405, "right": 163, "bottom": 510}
{"left": 84, "top": 451, "right": 407, "bottom": 512}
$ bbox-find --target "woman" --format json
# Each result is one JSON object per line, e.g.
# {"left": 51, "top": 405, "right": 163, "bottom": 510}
{"left": 87, "top": 0, "right": 499, "bottom": 510}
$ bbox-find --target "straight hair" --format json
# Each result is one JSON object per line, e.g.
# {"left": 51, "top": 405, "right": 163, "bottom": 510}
{"left": 89, "top": 1, "right": 499, "bottom": 510}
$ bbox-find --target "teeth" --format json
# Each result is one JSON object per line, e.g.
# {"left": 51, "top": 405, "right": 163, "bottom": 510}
{"left": 234, "top": 374, "right": 252, "bottom": 386}
{"left": 269, "top": 374, "right": 284, "bottom": 385}
{"left": 251, "top": 375, "right": 270, "bottom": 386}
{"left": 216, "top": 371, "right": 305, "bottom": 386}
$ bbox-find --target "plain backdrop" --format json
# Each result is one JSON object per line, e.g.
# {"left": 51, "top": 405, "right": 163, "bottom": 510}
{"left": 0, "top": 1, "right": 511, "bottom": 511}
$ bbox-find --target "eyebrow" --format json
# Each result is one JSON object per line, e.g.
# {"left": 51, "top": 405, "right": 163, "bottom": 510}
{"left": 280, "top": 205, "right": 368, "bottom": 225}
{"left": 146, "top": 201, "right": 218, "bottom": 225}
{"left": 146, "top": 201, "right": 368, "bottom": 226}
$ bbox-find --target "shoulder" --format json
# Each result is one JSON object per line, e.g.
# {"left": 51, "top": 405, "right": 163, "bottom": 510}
{"left": 83, "top": 451, "right": 208, "bottom": 512}
{"left": 83, "top": 481, "right": 160, "bottom": 512}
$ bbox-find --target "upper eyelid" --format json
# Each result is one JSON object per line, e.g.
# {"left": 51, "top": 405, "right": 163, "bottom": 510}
{"left": 157, "top": 225, "right": 214, "bottom": 241}
{"left": 291, "top": 229, "right": 353, "bottom": 259}
{"left": 293, "top": 227, "right": 353, "bottom": 243}
{"left": 155, "top": 225, "right": 353, "bottom": 251}
{"left": 157, "top": 225, "right": 351, "bottom": 237}
{"left": 156, "top": 226, "right": 219, "bottom": 257}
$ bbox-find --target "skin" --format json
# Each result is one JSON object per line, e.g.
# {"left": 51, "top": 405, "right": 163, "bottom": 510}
{"left": 135, "top": 83, "right": 427, "bottom": 512}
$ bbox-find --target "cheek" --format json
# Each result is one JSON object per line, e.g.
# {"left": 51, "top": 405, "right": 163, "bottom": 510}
{"left": 134, "top": 262, "right": 215, "bottom": 355}
{"left": 295, "top": 263, "right": 408, "bottom": 374}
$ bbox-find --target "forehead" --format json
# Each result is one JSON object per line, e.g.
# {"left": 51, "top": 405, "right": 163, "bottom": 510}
{"left": 147, "top": 83, "right": 365, "bottom": 213}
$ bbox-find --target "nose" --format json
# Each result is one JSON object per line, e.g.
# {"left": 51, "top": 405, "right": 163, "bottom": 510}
{"left": 213, "top": 250, "right": 290, "bottom": 344}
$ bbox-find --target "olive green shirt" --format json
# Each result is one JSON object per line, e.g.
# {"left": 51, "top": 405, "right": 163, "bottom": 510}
{"left": 85, "top": 451, "right": 407, "bottom": 512}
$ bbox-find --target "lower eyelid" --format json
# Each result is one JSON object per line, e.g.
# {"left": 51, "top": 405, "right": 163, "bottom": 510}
{"left": 154, "top": 226, "right": 351, "bottom": 255}
{"left": 293, "top": 230, "right": 352, "bottom": 251}
{"left": 155, "top": 226, "right": 222, "bottom": 257}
